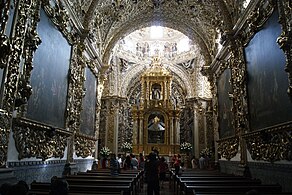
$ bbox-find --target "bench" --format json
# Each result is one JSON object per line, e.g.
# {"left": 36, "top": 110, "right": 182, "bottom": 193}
{"left": 29, "top": 181, "right": 132, "bottom": 195}
{"left": 173, "top": 174, "right": 254, "bottom": 193}
{"left": 72, "top": 172, "right": 141, "bottom": 192}
{"left": 183, "top": 184, "right": 282, "bottom": 195}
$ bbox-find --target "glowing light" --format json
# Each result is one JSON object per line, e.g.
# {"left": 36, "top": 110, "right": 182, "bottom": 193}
{"left": 177, "top": 38, "right": 190, "bottom": 53}
{"left": 150, "top": 26, "right": 163, "bottom": 39}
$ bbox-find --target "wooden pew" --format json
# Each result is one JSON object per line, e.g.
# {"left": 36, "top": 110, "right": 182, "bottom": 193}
{"left": 29, "top": 180, "right": 132, "bottom": 195}
{"left": 65, "top": 178, "right": 136, "bottom": 195}
{"left": 173, "top": 174, "right": 252, "bottom": 193}
{"left": 78, "top": 170, "right": 143, "bottom": 191}
{"left": 177, "top": 179, "right": 261, "bottom": 195}
{"left": 28, "top": 191, "right": 123, "bottom": 195}
{"left": 183, "top": 184, "right": 282, "bottom": 195}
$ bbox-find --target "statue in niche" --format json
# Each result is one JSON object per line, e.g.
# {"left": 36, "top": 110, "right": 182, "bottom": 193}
{"left": 148, "top": 113, "right": 165, "bottom": 143}
{"left": 152, "top": 88, "right": 160, "bottom": 100}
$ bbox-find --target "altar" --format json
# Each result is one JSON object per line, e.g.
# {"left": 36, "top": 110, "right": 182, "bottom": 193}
{"left": 131, "top": 57, "right": 180, "bottom": 156}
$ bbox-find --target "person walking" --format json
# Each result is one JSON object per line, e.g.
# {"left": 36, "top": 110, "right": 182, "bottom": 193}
{"left": 145, "top": 152, "right": 160, "bottom": 195}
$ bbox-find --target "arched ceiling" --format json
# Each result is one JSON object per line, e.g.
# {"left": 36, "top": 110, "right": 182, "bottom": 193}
{"left": 78, "top": 0, "right": 249, "bottom": 65}
{"left": 67, "top": 0, "right": 250, "bottom": 99}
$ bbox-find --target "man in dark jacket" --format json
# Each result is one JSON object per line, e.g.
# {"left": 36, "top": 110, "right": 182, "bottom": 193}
{"left": 145, "top": 152, "right": 160, "bottom": 195}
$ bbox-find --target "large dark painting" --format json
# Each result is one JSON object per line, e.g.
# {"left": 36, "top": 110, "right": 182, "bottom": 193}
{"left": 218, "top": 69, "right": 234, "bottom": 138}
{"left": 26, "top": 9, "right": 71, "bottom": 128}
{"left": 245, "top": 11, "right": 292, "bottom": 130}
{"left": 80, "top": 67, "right": 97, "bottom": 136}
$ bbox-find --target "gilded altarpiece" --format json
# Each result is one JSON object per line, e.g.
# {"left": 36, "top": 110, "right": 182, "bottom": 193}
{"left": 132, "top": 57, "right": 180, "bottom": 156}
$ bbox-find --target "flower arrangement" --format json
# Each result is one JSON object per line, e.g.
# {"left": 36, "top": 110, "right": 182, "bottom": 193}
{"left": 200, "top": 147, "right": 212, "bottom": 157}
{"left": 180, "top": 142, "right": 192, "bottom": 153}
{"left": 121, "top": 142, "right": 132, "bottom": 153}
{"left": 100, "top": 146, "right": 111, "bottom": 157}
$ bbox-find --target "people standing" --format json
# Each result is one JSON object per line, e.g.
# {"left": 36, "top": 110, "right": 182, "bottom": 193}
{"left": 158, "top": 156, "right": 168, "bottom": 189}
{"left": 145, "top": 152, "right": 160, "bottom": 195}
{"left": 199, "top": 155, "right": 205, "bottom": 169}
{"left": 91, "top": 160, "right": 98, "bottom": 170}
{"left": 123, "top": 155, "right": 132, "bottom": 170}
{"left": 110, "top": 153, "right": 119, "bottom": 176}
{"left": 173, "top": 154, "right": 181, "bottom": 175}
{"left": 130, "top": 154, "right": 139, "bottom": 170}
{"left": 138, "top": 153, "right": 145, "bottom": 170}
{"left": 117, "top": 154, "right": 123, "bottom": 169}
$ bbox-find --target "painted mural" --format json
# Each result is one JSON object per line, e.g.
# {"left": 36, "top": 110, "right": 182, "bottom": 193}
{"left": 26, "top": 9, "right": 71, "bottom": 128}
{"left": 218, "top": 69, "right": 234, "bottom": 138}
{"left": 80, "top": 67, "right": 96, "bottom": 136}
{"left": 245, "top": 11, "right": 292, "bottom": 130}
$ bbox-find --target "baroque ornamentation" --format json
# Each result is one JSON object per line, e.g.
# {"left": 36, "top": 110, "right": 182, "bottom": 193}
{"left": 217, "top": 136, "right": 239, "bottom": 160}
{"left": 2, "top": 0, "right": 31, "bottom": 114}
{"left": 277, "top": 0, "right": 292, "bottom": 99}
{"left": 180, "top": 106, "right": 194, "bottom": 144}
{"left": 243, "top": 122, "right": 292, "bottom": 162}
{"left": 229, "top": 40, "right": 249, "bottom": 134}
{"left": 16, "top": 0, "right": 41, "bottom": 111}
{"left": 66, "top": 43, "right": 86, "bottom": 132}
{"left": 75, "top": 133, "right": 97, "bottom": 158}
{"left": 1, "top": 0, "right": 32, "bottom": 166}
{"left": 0, "top": 110, "right": 10, "bottom": 167}
{"left": 241, "top": 0, "right": 275, "bottom": 46}
{"left": 13, "top": 118, "right": 71, "bottom": 160}
{"left": 0, "top": 0, "right": 11, "bottom": 69}
{"left": 41, "top": 0, "right": 77, "bottom": 45}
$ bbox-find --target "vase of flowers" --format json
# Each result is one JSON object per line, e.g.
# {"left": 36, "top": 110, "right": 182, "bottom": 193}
{"left": 200, "top": 147, "right": 212, "bottom": 157}
{"left": 100, "top": 146, "right": 111, "bottom": 168}
{"left": 180, "top": 142, "right": 192, "bottom": 155}
{"left": 121, "top": 142, "right": 133, "bottom": 154}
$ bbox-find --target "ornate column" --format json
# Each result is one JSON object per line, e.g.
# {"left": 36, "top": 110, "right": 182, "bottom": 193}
{"left": 193, "top": 105, "right": 200, "bottom": 158}
{"left": 113, "top": 105, "right": 119, "bottom": 154}
{"left": 229, "top": 39, "right": 249, "bottom": 169}
{"left": 106, "top": 99, "right": 119, "bottom": 153}
{"left": 175, "top": 115, "right": 180, "bottom": 145}
{"left": 132, "top": 108, "right": 138, "bottom": 145}
{"left": 169, "top": 115, "right": 174, "bottom": 145}
{"left": 139, "top": 115, "right": 144, "bottom": 144}
{"left": 66, "top": 38, "right": 87, "bottom": 162}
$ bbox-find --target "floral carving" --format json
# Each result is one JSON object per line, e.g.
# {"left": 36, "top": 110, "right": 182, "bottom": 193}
{"left": 13, "top": 118, "right": 70, "bottom": 160}
{"left": 217, "top": 136, "right": 239, "bottom": 160}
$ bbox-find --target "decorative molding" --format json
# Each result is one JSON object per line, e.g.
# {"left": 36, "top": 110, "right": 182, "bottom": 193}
{"left": 0, "top": 110, "right": 10, "bottom": 167}
{"left": 12, "top": 117, "right": 71, "bottom": 160}
{"left": 243, "top": 121, "right": 292, "bottom": 162}
{"left": 1, "top": 0, "right": 33, "bottom": 166}
{"left": 277, "top": 0, "right": 292, "bottom": 99}
{"left": 0, "top": 0, "right": 11, "bottom": 69}
{"left": 241, "top": 0, "right": 275, "bottom": 47}
{"left": 7, "top": 159, "right": 67, "bottom": 167}
{"left": 217, "top": 136, "right": 239, "bottom": 160}
{"left": 41, "top": 0, "right": 77, "bottom": 45}
{"left": 16, "top": 0, "right": 41, "bottom": 111}
{"left": 74, "top": 133, "right": 97, "bottom": 158}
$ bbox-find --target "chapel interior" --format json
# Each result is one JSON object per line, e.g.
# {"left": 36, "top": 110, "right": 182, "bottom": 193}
{"left": 0, "top": 0, "right": 292, "bottom": 194}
